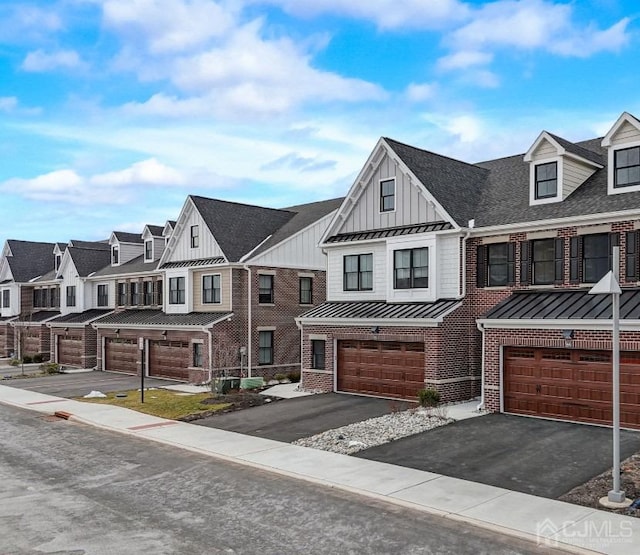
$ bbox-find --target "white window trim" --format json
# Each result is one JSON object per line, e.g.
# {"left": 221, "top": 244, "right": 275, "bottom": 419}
{"left": 386, "top": 235, "right": 437, "bottom": 303}
{"left": 607, "top": 139, "right": 640, "bottom": 195}
{"left": 144, "top": 239, "right": 154, "bottom": 262}
{"left": 202, "top": 273, "right": 222, "bottom": 305}
{"left": 379, "top": 177, "right": 396, "bottom": 214}
{"left": 111, "top": 245, "right": 120, "bottom": 266}
{"left": 529, "top": 157, "right": 562, "bottom": 206}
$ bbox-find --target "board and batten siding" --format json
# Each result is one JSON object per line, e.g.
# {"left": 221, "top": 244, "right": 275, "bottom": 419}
{"left": 437, "top": 235, "right": 461, "bottom": 299}
{"left": 166, "top": 204, "right": 225, "bottom": 263}
{"left": 59, "top": 261, "right": 82, "bottom": 315}
{"left": 336, "top": 152, "right": 446, "bottom": 235}
{"left": 610, "top": 121, "right": 640, "bottom": 146}
{"left": 249, "top": 212, "right": 334, "bottom": 270}
{"left": 192, "top": 267, "right": 232, "bottom": 312}
{"left": 562, "top": 158, "right": 596, "bottom": 199}
{"left": 327, "top": 243, "right": 387, "bottom": 302}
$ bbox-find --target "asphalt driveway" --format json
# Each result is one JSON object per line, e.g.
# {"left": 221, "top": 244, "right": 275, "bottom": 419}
{"left": 195, "top": 392, "right": 413, "bottom": 443}
{"left": 356, "top": 413, "right": 640, "bottom": 499}
{"left": 0, "top": 370, "right": 172, "bottom": 398}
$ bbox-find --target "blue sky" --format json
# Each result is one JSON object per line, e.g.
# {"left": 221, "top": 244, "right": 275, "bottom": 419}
{"left": 0, "top": 0, "right": 638, "bottom": 242}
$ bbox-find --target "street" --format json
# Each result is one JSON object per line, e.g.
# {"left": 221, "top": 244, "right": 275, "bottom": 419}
{"left": 0, "top": 403, "right": 559, "bottom": 555}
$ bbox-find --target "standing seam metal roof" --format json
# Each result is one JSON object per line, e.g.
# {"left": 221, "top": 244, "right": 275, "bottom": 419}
{"left": 299, "top": 300, "right": 461, "bottom": 320}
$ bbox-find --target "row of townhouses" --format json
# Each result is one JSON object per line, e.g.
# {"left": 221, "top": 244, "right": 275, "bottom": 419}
{"left": 2, "top": 111, "right": 640, "bottom": 430}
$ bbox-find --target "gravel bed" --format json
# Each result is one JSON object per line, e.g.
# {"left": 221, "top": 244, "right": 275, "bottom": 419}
{"left": 292, "top": 408, "right": 453, "bottom": 455}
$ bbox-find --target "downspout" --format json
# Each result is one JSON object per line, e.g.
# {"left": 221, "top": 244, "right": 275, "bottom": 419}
{"left": 242, "top": 264, "right": 252, "bottom": 378}
{"left": 204, "top": 325, "right": 214, "bottom": 384}
{"left": 476, "top": 321, "right": 485, "bottom": 411}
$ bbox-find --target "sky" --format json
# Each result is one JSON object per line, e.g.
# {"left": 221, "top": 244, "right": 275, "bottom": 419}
{"left": 0, "top": 0, "right": 638, "bottom": 242}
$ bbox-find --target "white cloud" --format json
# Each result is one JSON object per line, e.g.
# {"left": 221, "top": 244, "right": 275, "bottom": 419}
{"left": 405, "top": 83, "right": 436, "bottom": 103}
{"left": 22, "top": 49, "right": 84, "bottom": 72}
{"left": 252, "top": 0, "right": 470, "bottom": 30}
{"left": 0, "top": 4, "right": 63, "bottom": 44}
{"left": 437, "top": 50, "right": 493, "bottom": 71}
{"left": 0, "top": 97, "right": 18, "bottom": 112}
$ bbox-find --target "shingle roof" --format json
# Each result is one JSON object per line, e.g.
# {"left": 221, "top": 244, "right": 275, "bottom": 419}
{"left": 67, "top": 247, "right": 111, "bottom": 277}
{"left": 248, "top": 197, "right": 344, "bottom": 257}
{"left": 49, "top": 309, "right": 114, "bottom": 325}
{"left": 326, "top": 222, "right": 452, "bottom": 243}
{"left": 113, "top": 231, "right": 144, "bottom": 244}
{"left": 14, "top": 310, "right": 60, "bottom": 323}
{"left": 69, "top": 240, "right": 110, "bottom": 250}
{"left": 161, "top": 257, "right": 225, "bottom": 269}
{"left": 145, "top": 225, "right": 164, "bottom": 236}
{"left": 91, "top": 254, "right": 159, "bottom": 277}
{"left": 481, "top": 289, "right": 640, "bottom": 320}
{"left": 190, "top": 195, "right": 296, "bottom": 262}
{"left": 384, "top": 138, "right": 488, "bottom": 227}
{"left": 547, "top": 133, "right": 604, "bottom": 166}
{"left": 298, "top": 300, "right": 461, "bottom": 321}
{"left": 5, "top": 240, "right": 56, "bottom": 282}
{"left": 93, "top": 309, "right": 233, "bottom": 327}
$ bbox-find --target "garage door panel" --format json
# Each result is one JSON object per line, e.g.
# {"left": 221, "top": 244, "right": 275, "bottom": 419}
{"left": 505, "top": 347, "right": 640, "bottom": 429}
{"left": 149, "top": 340, "right": 190, "bottom": 381}
{"left": 105, "top": 338, "right": 138, "bottom": 374}
{"left": 58, "top": 335, "right": 83, "bottom": 367}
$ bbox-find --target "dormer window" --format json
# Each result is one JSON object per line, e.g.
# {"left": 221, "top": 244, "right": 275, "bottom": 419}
{"left": 535, "top": 162, "right": 557, "bottom": 200}
{"left": 190, "top": 225, "right": 199, "bottom": 248}
{"left": 380, "top": 178, "right": 395, "bottom": 212}
{"left": 144, "top": 240, "right": 153, "bottom": 261}
{"left": 54, "top": 254, "right": 61, "bottom": 272}
{"left": 614, "top": 146, "right": 640, "bottom": 189}
{"left": 112, "top": 246, "right": 119, "bottom": 265}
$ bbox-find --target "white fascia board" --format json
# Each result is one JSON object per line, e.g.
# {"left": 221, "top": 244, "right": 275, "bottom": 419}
{"left": 563, "top": 151, "right": 603, "bottom": 169}
{"left": 86, "top": 269, "right": 161, "bottom": 281}
{"left": 158, "top": 196, "right": 194, "bottom": 267}
{"left": 602, "top": 112, "right": 640, "bottom": 147}
{"left": 523, "top": 131, "right": 561, "bottom": 162}
{"left": 476, "top": 318, "right": 640, "bottom": 331}
{"left": 469, "top": 208, "right": 640, "bottom": 236}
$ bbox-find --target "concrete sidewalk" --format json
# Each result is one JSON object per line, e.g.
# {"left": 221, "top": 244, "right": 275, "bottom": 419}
{"left": 0, "top": 383, "right": 636, "bottom": 554}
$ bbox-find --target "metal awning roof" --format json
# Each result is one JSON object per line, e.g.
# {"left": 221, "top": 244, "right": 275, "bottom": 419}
{"left": 93, "top": 309, "right": 233, "bottom": 327}
{"left": 325, "top": 222, "right": 453, "bottom": 244}
{"left": 161, "top": 257, "right": 225, "bottom": 269}
{"left": 48, "top": 309, "right": 114, "bottom": 326}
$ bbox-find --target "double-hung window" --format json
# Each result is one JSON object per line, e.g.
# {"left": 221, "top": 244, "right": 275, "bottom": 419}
{"left": 169, "top": 277, "right": 185, "bottom": 304}
{"left": 380, "top": 178, "right": 395, "bottom": 212}
{"left": 130, "top": 281, "right": 142, "bottom": 305}
{"left": 531, "top": 239, "right": 555, "bottom": 285}
{"left": 203, "top": 275, "right": 221, "bottom": 304}
{"left": 343, "top": 254, "right": 373, "bottom": 291}
{"left": 97, "top": 284, "right": 108, "bottom": 307}
{"left": 143, "top": 281, "right": 154, "bottom": 305}
{"left": 311, "top": 340, "right": 325, "bottom": 369}
{"left": 117, "top": 282, "right": 128, "bottom": 306}
{"left": 583, "top": 233, "right": 610, "bottom": 283}
{"left": 190, "top": 225, "right": 199, "bottom": 248}
{"left": 112, "top": 246, "right": 119, "bottom": 265}
{"left": 50, "top": 288, "right": 59, "bottom": 308}
{"left": 259, "top": 331, "right": 273, "bottom": 365}
{"left": 1, "top": 290, "right": 9, "bottom": 308}
{"left": 394, "top": 247, "right": 428, "bottom": 289}
{"left": 534, "top": 162, "right": 557, "bottom": 199}
{"left": 66, "top": 286, "right": 76, "bottom": 307}
{"left": 192, "top": 343, "right": 203, "bottom": 367}
{"left": 299, "top": 277, "right": 312, "bottom": 304}
{"left": 259, "top": 275, "right": 274, "bottom": 304}
{"left": 487, "top": 244, "right": 509, "bottom": 286}
{"left": 144, "top": 240, "right": 153, "bottom": 261}
{"left": 614, "top": 146, "right": 640, "bottom": 188}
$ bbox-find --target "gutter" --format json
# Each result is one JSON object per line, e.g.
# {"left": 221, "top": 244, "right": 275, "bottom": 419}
{"left": 476, "top": 321, "right": 485, "bottom": 411}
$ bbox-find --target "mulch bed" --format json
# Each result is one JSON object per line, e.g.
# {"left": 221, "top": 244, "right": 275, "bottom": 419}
{"left": 559, "top": 451, "right": 640, "bottom": 517}
{"left": 179, "top": 390, "right": 282, "bottom": 422}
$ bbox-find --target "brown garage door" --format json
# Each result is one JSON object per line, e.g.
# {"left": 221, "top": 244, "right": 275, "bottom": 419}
{"left": 337, "top": 340, "right": 424, "bottom": 399}
{"left": 504, "top": 347, "right": 640, "bottom": 429}
{"left": 58, "top": 334, "right": 83, "bottom": 367}
{"left": 149, "top": 340, "right": 191, "bottom": 381}
{"left": 105, "top": 338, "right": 138, "bottom": 374}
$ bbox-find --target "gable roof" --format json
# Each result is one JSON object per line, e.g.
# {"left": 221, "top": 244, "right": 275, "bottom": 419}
{"left": 144, "top": 225, "right": 164, "bottom": 237}
{"left": 383, "top": 137, "right": 489, "bottom": 227}
{"left": 546, "top": 133, "right": 604, "bottom": 166}
{"left": 69, "top": 240, "right": 110, "bottom": 251}
{"left": 91, "top": 254, "right": 159, "bottom": 277}
{"left": 66, "top": 247, "right": 111, "bottom": 277}
{"left": 5, "top": 240, "right": 57, "bottom": 282}
{"left": 112, "top": 231, "right": 144, "bottom": 244}
{"left": 189, "top": 195, "right": 296, "bottom": 262}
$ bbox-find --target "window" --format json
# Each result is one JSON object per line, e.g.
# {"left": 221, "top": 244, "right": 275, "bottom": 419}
{"left": 259, "top": 274, "right": 274, "bottom": 304}
{"left": 532, "top": 239, "right": 555, "bottom": 285}
{"left": 144, "top": 240, "right": 153, "bottom": 261}
{"left": 112, "top": 246, "right": 119, "bottom": 265}
{"left": 394, "top": 247, "right": 428, "bottom": 289}
{"left": 155, "top": 280, "right": 163, "bottom": 305}
{"left": 614, "top": 146, "right": 640, "bottom": 188}
{"left": 311, "top": 340, "right": 325, "bottom": 369}
{"left": 193, "top": 343, "right": 203, "bottom": 367}
{"left": 380, "top": 178, "right": 395, "bottom": 212}
{"left": 487, "top": 244, "right": 510, "bottom": 286}
{"left": 169, "top": 277, "right": 185, "bottom": 304}
{"left": 203, "top": 274, "right": 221, "bottom": 304}
{"left": 1, "top": 290, "right": 9, "bottom": 308}
{"left": 343, "top": 254, "right": 373, "bottom": 291}
{"left": 143, "top": 281, "right": 154, "bottom": 305}
{"left": 535, "top": 162, "right": 558, "bottom": 199}
{"left": 117, "top": 282, "right": 128, "bottom": 306}
{"left": 299, "top": 277, "right": 312, "bottom": 304}
{"left": 50, "top": 288, "right": 59, "bottom": 308}
{"left": 583, "top": 233, "right": 610, "bottom": 283}
{"left": 55, "top": 254, "right": 61, "bottom": 272}
{"left": 66, "top": 286, "right": 76, "bottom": 307}
{"left": 33, "top": 289, "right": 45, "bottom": 308}
{"left": 190, "top": 225, "right": 199, "bottom": 248}
{"left": 97, "top": 284, "right": 108, "bottom": 307}
{"left": 130, "top": 282, "right": 142, "bottom": 305}
{"left": 259, "top": 331, "right": 273, "bottom": 365}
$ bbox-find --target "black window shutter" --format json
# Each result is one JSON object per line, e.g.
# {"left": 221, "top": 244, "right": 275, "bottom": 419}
{"left": 554, "top": 237, "right": 564, "bottom": 284}
{"left": 476, "top": 245, "right": 487, "bottom": 288}
{"left": 520, "top": 241, "right": 531, "bottom": 285}
{"left": 626, "top": 231, "right": 638, "bottom": 281}
{"left": 507, "top": 242, "right": 516, "bottom": 286}
{"left": 569, "top": 236, "right": 582, "bottom": 283}
{"left": 609, "top": 232, "right": 620, "bottom": 273}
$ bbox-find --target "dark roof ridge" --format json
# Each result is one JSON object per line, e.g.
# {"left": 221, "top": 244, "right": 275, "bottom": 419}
{"left": 188, "top": 195, "right": 294, "bottom": 215}
{"left": 384, "top": 137, "right": 490, "bottom": 172}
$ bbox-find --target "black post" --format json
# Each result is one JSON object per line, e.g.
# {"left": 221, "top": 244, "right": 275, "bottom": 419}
{"left": 140, "top": 338, "right": 145, "bottom": 403}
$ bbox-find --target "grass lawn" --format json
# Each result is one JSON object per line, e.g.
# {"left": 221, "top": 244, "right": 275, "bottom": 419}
{"left": 79, "top": 389, "right": 231, "bottom": 420}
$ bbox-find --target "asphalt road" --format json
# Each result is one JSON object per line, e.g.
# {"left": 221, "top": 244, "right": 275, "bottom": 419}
{"left": 0, "top": 403, "right": 560, "bottom": 555}
{"left": 0, "top": 370, "right": 173, "bottom": 397}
